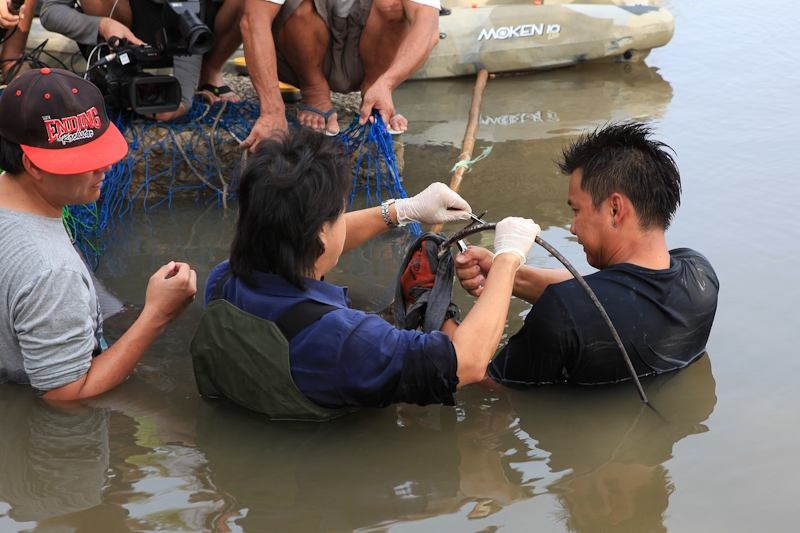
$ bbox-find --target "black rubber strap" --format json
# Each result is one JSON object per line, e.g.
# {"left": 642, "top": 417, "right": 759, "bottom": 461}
{"left": 276, "top": 300, "right": 338, "bottom": 341}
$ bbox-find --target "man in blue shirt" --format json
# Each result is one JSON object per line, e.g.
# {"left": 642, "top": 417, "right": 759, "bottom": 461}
{"left": 456, "top": 122, "right": 719, "bottom": 386}
{"left": 194, "top": 128, "right": 540, "bottom": 417}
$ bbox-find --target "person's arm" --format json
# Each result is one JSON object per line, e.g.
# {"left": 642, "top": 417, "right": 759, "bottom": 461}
{"left": 342, "top": 206, "right": 392, "bottom": 253}
{"left": 358, "top": 1, "right": 439, "bottom": 125}
{"left": 443, "top": 218, "right": 541, "bottom": 386}
{"left": 449, "top": 254, "right": 520, "bottom": 386}
{"left": 0, "top": 0, "right": 20, "bottom": 29}
{"left": 342, "top": 182, "right": 471, "bottom": 253}
{"left": 239, "top": 0, "right": 287, "bottom": 151}
{"left": 43, "top": 262, "right": 196, "bottom": 401}
{"left": 513, "top": 265, "right": 572, "bottom": 304}
{"left": 455, "top": 246, "right": 572, "bottom": 304}
{"left": 39, "top": 0, "right": 142, "bottom": 45}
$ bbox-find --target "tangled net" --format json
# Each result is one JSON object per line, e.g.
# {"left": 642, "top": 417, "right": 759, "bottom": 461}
{"left": 0, "top": 87, "right": 416, "bottom": 267}
{"left": 63, "top": 96, "right": 260, "bottom": 266}
{"left": 339, "top": 113, "right": 419, "bottom": 235}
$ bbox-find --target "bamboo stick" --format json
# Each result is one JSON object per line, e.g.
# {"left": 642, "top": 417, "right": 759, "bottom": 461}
{"left": 431, "top": 68, "right": 489, "bottom": 233}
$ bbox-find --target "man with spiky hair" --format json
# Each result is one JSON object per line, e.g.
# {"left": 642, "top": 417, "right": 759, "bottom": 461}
{"left": 456, "top": 122, "right": 719, "bottom": 386}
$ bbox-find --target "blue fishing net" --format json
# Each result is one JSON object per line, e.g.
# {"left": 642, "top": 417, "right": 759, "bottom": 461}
{"left": 1, "top": 85, "right": 416, "bottom": 267}
{"left": 339, "top": 113, "right": 420, "bottom": 235}
{"left": 64, "top": 96, "right": 260, "bottom": 267}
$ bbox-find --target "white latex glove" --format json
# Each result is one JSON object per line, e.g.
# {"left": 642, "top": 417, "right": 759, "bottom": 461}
{"left": 493, "top": 217, "right": 540, "bottom": 269}
{"left": 394, "top": 182, "right": 472, "bottom": 226}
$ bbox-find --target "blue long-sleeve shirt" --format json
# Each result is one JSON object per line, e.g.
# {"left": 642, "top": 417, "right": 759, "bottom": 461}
{"left": 205, "top": 261, "right": 459, "bottom": 408}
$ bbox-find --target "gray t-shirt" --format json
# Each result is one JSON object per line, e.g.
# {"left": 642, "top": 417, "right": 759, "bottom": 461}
{"left": 0, "top": 209, "right": 103, "bottom": 392}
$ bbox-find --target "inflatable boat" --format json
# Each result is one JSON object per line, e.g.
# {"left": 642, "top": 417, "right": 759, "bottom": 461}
{"left": 414, "top": 0, "right": 674, "bottom": 79}
{"left": 19, "top": 1, "right": 674, "bottom": 84}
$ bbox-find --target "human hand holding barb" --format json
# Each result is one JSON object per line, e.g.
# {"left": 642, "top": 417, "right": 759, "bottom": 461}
{"left": 394, "top": 182, "right": 472, "bottom": 226}
{"left": 455, "top": 246, "right": 495, "bottom": 297}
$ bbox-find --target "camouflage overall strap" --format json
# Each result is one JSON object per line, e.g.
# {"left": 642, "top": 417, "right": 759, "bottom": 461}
{"left": 210, "top": 270, "right": 337, "bottom": 341}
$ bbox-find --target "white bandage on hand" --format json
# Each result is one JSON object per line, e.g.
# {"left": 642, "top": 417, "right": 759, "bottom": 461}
{"left": 394, "top": 182, "right": 472, "bottom": 226}
{"left": 493, "top": 217, "right": 541, "bottom": 269}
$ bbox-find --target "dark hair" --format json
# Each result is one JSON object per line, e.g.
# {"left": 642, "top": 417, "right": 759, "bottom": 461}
{"left": 558, "top": 122, "right": 681, "bottom": 229}
{"left": 0, "top": 135, "right": 24, "bottom": 175}
{"left": 229, "top": 128, "right": 352, "bottom": 288}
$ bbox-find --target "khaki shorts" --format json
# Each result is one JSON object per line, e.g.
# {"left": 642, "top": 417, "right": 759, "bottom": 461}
{"left": 274, "top": 0, "right": 373, "bottom": 93}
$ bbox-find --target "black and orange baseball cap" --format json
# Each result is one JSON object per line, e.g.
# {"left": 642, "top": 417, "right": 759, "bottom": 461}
{"left": 0, "top": 68, "right": 128, "bottom": 175}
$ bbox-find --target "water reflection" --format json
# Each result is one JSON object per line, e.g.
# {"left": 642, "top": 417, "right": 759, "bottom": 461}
{"left": 186, "top": 355, "right": 714, "bottom": 532}
{"left": 505, "top": 354, "right": 716, "bottom": 532}
{"left": 0, "top": 387, "right": 108, "bottom": 531}
{"left": 0, "top": 347, "right": 717, "bottom": 532}
{"left": 396, "top": 62, "right": 672, "bottom": 146}
{"left": 0, "top": 381, "right": 236, "bottom": 532}
{"left": 195, "top": 396, "right": 526, "bottom": 532}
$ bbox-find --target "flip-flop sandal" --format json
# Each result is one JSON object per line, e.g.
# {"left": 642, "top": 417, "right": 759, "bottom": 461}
{"left": 197, "top": 83, "right": 239, "bottom": 102}
{"left": 296, "top": 103, "right": 340, "bottom": 136}
{"left": 386, "top": 113, "right": 406, "bottom": 135}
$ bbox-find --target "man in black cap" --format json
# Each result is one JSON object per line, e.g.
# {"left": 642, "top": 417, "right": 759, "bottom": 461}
{"left": 0, "top": 68, "right": 197, "bottom": 400}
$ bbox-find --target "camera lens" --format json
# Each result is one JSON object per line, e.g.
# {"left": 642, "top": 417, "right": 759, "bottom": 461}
{"left": 186, "top": 26, "right": 214, "bottom": 55}
{"left": 178, "top": 10, "right": 214, "bottom": 55}
{"left": 130, "top": 75, "right": 181, "bottom": 114}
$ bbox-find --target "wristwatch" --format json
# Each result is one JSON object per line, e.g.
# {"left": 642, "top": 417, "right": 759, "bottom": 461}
{"left": 381, "top": 199, "right": 398, "bottom": 228}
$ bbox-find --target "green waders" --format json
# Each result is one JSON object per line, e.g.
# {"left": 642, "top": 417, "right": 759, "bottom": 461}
{"left": 190, "top": 273, "right": 355, "bottom": 422}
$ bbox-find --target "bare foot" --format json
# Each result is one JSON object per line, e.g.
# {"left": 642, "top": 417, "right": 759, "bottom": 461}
{"left": 152, "top": 103, "right": 188, "bottom": 122}
{"left": 387, "top": 113, "right": 408, "bottom": 134}
{"left": 197, "top": 72, "right": 241, "bottom": 104}
{"left": 296, "top": 86, "right": 339, "bottom": 135}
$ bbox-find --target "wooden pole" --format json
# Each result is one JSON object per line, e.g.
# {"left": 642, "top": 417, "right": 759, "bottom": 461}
{"left": 431, "top": 68, "right": 490, "bottom": 233}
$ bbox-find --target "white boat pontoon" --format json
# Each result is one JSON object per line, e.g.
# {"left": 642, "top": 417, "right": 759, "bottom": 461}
{"left": 415, "top": 0, "right": 674, "bottom": 79}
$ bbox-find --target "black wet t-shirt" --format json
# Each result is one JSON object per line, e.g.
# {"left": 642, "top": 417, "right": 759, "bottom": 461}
{"left": 489, "top": 248, "right": 719, "bottom": 386}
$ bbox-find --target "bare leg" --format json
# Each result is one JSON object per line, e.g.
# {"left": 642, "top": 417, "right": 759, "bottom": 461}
{"left": 0, "top": 26, "right": 31, "bottom": 80}
{"left": 359, "top": 0, "right": 409, "bottom": 132}
{"left": 82, "top": 0, "right": 191, "bottom": 120}
{"left": 276, "top": 0, "right": 338, "bottom": 134}
{"left": 199, "top": 0, "right": 243, "bottom": 103}
{"left": 80, "top": 0, "right": 132, "bottom": 24}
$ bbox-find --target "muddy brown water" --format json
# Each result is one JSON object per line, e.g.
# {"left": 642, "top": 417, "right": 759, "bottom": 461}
{"left": 2, "top": 1, "right": 799, "bottom": 531}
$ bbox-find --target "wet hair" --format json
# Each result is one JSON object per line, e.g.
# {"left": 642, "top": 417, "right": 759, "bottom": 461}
{"left": 0, "top": 135, "right": 24, "bottom": 175}
{"left": 558, "top": 122, "right": 681, "bottom": 229}
{"left": 229, "top": 128, "right": 352, "bottom": 289}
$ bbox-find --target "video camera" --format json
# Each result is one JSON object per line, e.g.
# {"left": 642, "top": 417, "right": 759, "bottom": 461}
{"left": 87, "top": 0, "right": 214, "bottom": 115}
